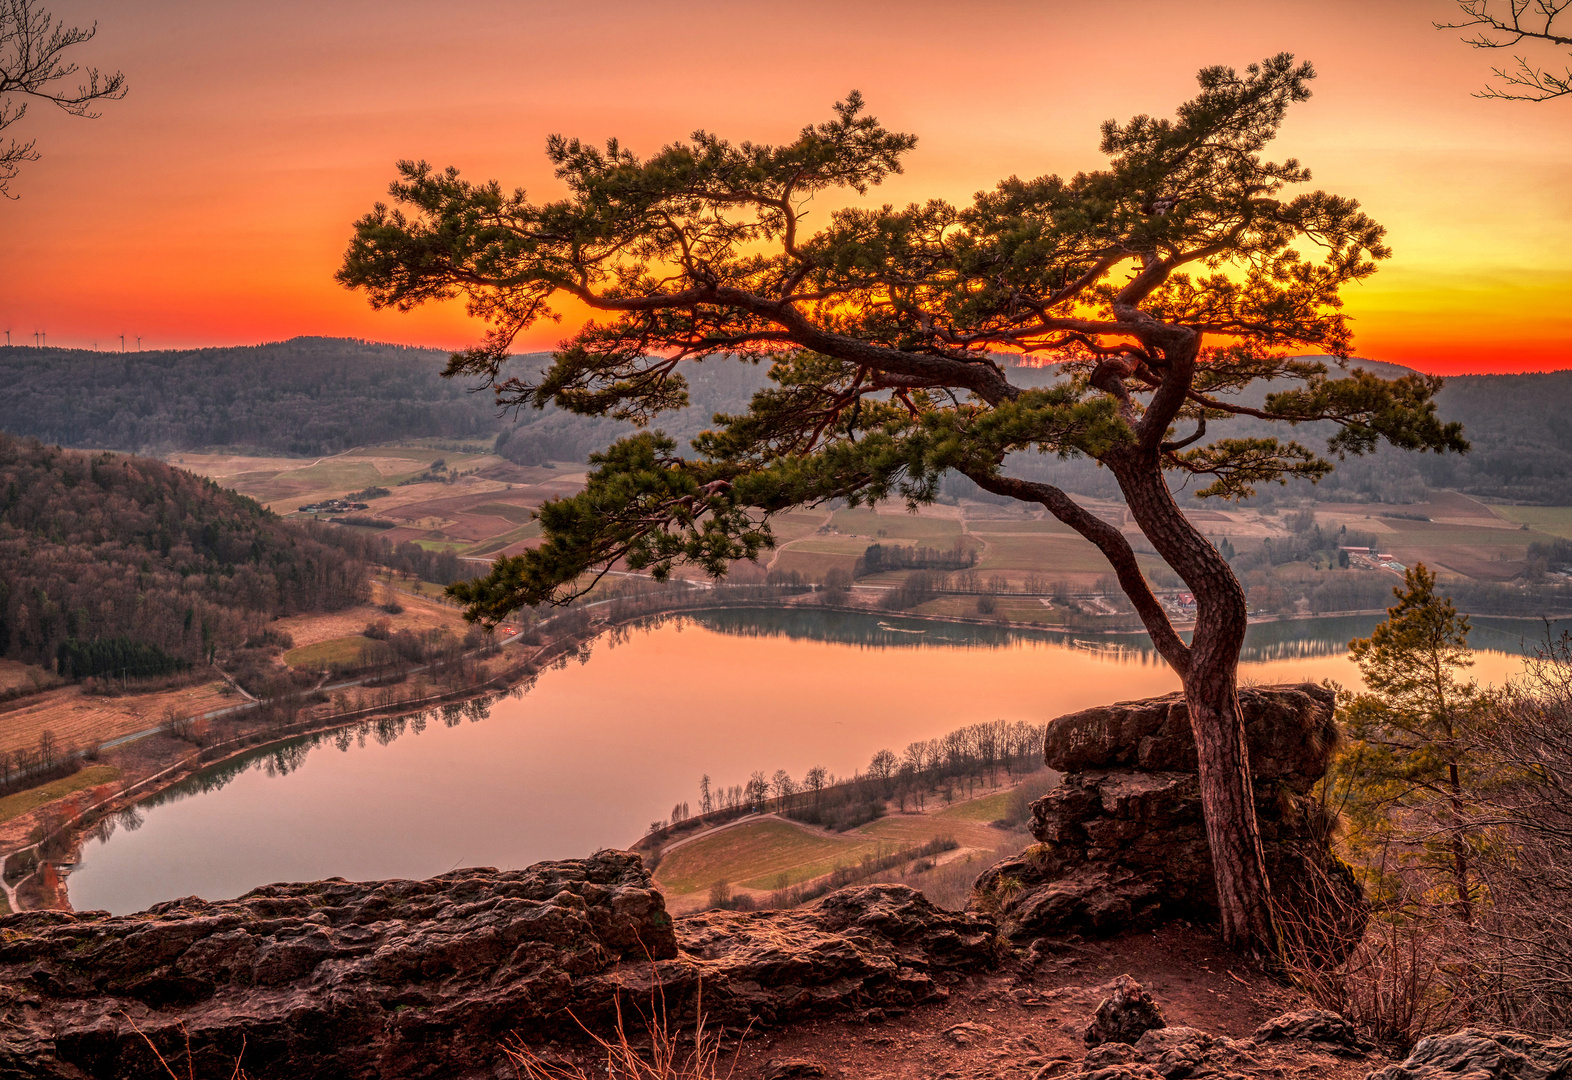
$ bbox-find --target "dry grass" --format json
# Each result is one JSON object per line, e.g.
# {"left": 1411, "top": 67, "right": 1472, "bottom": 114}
{"left": 506, "top": 981, "right": 744, "bottom": 1080}
{"left": 0, "top": 681, "right": 233, "bottom": 757}
{"left": 0, "top": 659, "right": 53, "bottom": 694}
{"left": 270, "top": 593, "right": 466, "bottom": 648}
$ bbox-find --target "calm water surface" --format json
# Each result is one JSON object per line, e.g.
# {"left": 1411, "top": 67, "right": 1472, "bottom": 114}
{"left": 66, "top": 609, "right": 1548, "bottom": 914}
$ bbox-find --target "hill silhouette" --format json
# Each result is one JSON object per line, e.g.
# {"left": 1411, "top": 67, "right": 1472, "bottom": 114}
{"left": 1, "top": 339, "right": 1567, "bottom": 503}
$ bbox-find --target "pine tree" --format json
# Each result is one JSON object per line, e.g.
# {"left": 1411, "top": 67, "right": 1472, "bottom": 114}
{"left": 341, "top": 57, "right": 1470, "bottom": 953}
{"left": 1337, "top": 564, "right": 1485, "bottom": 925}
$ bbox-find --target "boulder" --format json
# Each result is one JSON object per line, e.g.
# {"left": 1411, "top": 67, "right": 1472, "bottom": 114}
{"left": 979, "top": 683, "right": 1366, "bottom": 959}
{"left": 1052, "top": 1009, "right": 1371, "bottom": 1078}
{"left": 1366, "top": 1028, "right": 1572, "bottom": 1079}
{"left": 1253, "top": 1008, "right": 1361, "bottom": 1050}
{"left": 674, "top": 883, "right": 996, "bottom": 1027}
{"left": 1083, "top": 975, "right": 1166, "bottom": 1047}
{"left": 0, "top": 855, "right": 996, "bottom": 1079}
{"left": 1043, "top": 684, "right": 1340, "bottom": 790}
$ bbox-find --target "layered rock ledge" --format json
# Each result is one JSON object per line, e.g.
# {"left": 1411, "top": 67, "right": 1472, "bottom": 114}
{"left": 976, "top": 684, "right": 1367, "bottom": 958}
{"left": 0, "top": 851, "right": 994, "bottom": 1079}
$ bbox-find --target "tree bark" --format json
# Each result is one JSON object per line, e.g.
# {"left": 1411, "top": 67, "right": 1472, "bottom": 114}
{"left": 1106, "top": 447, "right": 1280, "bottom": 957}
{"left": 967, "top": 459, "right": 1279, "bottom": 955}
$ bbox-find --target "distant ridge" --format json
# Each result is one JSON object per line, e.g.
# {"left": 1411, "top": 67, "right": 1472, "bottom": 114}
{"left": 1, "top": 338, "right": 1568, "bottom": 503}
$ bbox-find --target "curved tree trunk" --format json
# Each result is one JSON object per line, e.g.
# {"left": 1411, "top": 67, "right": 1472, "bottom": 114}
{"left": 967, "top": 461, "right": 1280, "bottom": 955}
{"left": 1108, "top": 450, "right": 1280, "bottom": 957}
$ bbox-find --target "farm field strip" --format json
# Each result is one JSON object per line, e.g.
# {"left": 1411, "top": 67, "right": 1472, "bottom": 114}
{"left": 0, "top": 766, "right": 122, "bottom": 825}
{"left": 1492, "top": 505, "right": 1572, "bottom": 539}
{"left": 828, "top": 507, "right": 963, "bottom": 541}
{"left": 0, "top": 683, "right": 236, "bottom": 758}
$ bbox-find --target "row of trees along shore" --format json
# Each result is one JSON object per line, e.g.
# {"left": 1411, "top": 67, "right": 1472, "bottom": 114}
{"left": 642, "top": 718, "right": 1048, "bottom": 842}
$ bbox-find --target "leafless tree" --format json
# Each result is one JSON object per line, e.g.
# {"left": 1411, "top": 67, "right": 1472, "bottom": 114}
{"left": 804, "top": 765, "right": 828, "bottom": 805}
{"left": 1, "top": 0, "right": 127, "bottom": 196}
{"left": 1439, "top": 0, "right": 1572, "bottom": 100}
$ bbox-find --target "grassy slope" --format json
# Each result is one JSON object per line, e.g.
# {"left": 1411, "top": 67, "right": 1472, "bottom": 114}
{"left": 283, "top": 636, "right": 374, "bottom": 670}
{"left": 655, "top": 819, "right": 880, "bottom": 894}
{"left": 655, "top": 776, "right": 1041, "bottom": 897}
{"left": 0, "top": 766, "right": 122, "bottom": 824}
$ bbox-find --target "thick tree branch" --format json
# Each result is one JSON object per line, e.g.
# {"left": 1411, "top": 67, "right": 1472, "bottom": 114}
{"left": 961, "top": 468, "right": 1191, "bottom": 676}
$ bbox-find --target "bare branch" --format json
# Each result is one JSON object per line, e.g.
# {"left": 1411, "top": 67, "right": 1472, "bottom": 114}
{"left": 1439, "top": 0, "right": 1572, "bottom": 100}
{"left": 0, "top": 0, "right": 128, "bottom": 196}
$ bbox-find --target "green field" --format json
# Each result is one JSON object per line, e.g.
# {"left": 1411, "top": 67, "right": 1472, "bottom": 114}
{"left": 0, "top": 765, "right": 122, "bottom": 824}
{"left": 939, "top": 788, "right": 1018, "bottom": 822}
{"left": 973, "top": 533, "right": 1106, "bottom": 572}
{"left": 1491, "top": 505, "right": 1572, "bottom": 540}
{"left": 655, "top": 818, "right": 879, "bottom": 894}
{"left": 829, "top": 507, "right": 962, "bottom": 541}
{"left": 284, "top": 635, "right": 374, "bottom": 670}
{"left": 1380, "top": 518, "right": 1552, "bottom": 547}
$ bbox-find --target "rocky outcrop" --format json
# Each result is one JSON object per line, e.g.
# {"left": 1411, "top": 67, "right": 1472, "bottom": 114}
{"left": 676, "top": 883, "right": 995, "bottom": 1028}
{"left": 977, "top": 684, "right": 1367, "bottom": 959}
{"left": 1062, "top": 1007, "right": 1372, "bottom": 1078}
{"left": 0, "top": 852, "right": 995, "bottom": 1079}
{"left": 1083, "top": 974, "right": 1166, "bottom": 1046}
{"left": 1367, "top": 1028, "right": 1572, "bottom": 1079}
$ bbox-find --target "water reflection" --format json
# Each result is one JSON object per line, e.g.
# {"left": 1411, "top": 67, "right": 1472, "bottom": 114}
{"left": 65, "top": 607, "right": 1553, "bottom": 915}
{"left": 686, "top": 608, "right": 1557, "bottom": 663}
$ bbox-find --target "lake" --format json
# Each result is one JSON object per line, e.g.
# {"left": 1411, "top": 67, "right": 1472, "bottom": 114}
{"left": 65, "top": 608, "right": 1550, "bottom": 914}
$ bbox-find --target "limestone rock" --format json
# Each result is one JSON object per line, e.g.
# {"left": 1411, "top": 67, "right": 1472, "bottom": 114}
{"left": 1132, "top": 1027, "right": 1222, "bottom": 1065}
{"left": 0, "top": 856, "right": 995, "bottom": 1079}
{"left": 1083, "top": 975, "right": 1166, "bottom": 1047}
{"left": 1043, "top": 684, "right": 1339, "bottom": 789}
{"left": 943, "top": 1021, "right": 996, "bottom": 1045}
{"left": 1253, "top": 1008, "right": 1360, "bottom": 1050}
{"left": 675, "top": 883, "right": 996, "bottom": 1027}
{"left": 979, "top": 683, "right": 1366, "bottom": 959}
{"left": 1366, "top": 1028, "right": 1572, "bottom": 1079}
{"left": 763, "top": 1059, "right": 829, "bottom": 1079}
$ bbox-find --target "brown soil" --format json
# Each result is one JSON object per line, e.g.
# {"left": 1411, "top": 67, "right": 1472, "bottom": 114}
{"left": 549, "top": 925, "right": 1387, "bottom": 1079}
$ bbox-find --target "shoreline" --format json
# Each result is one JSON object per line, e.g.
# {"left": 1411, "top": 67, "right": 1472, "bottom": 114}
{"left": 10, "top": 591, "right": 1567, "bottom": 915}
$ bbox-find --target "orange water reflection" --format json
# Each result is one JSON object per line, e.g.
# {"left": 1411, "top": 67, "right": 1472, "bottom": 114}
{"left": 64, "top": 611, "right": 1547, "bottom": 914}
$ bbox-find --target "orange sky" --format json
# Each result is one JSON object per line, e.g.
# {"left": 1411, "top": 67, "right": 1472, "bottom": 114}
{"left": 4, "top": 0, "right": 1570, "bottom": 373}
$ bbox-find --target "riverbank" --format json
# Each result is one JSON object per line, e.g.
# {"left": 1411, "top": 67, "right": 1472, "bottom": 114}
{"left": 8, "top": 583, "right": 1562, "bottom": 914}
{"left": 4, "top": 584, "right": 818, "bottom": 912}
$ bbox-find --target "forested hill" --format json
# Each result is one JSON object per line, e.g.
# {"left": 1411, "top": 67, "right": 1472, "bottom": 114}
{"left": 0, "top": 338, "right": 495, "bottom": 456}
{"left": 0, "top": 434, "right": 370, "bottom": 674}
{"left": 2, "top": 337, "right": 1568, "bottom": 503}
{"left": 0, "top": 337, "right": 772, "bottom": 461}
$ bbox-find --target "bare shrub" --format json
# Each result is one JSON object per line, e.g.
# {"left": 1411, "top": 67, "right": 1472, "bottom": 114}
{"left": 505, "top": 981, "right": 744, "bottom": 1080}
{"left": 1297, "top": 629, "right": 1572, "bottom": 1046}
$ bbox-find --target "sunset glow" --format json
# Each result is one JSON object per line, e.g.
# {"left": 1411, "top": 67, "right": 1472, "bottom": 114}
{"left": 4, "top": 0, "right": 1569, "bottom": 373}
